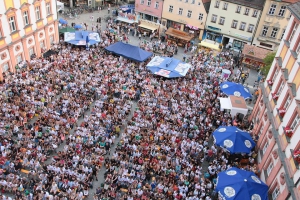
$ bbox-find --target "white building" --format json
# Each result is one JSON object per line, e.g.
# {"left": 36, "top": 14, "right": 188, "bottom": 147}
{"left": 204, "top": 0, "right": 264, "bottom": 51}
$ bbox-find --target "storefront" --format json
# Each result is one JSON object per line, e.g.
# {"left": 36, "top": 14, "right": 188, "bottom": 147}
{"left": 138, "top": 19, "right": 160, "bottom": 38}
{"left": 184, "top": 25, "right": 200, "bottom": 38}
{"left": 165, "top": 20, "right": 183, "bottom": 30}
{"left": 241, "top": 44, "right": 271, "bottom": 70}
{"left": 165, "top": 27, "right": 193, "bottom": 47}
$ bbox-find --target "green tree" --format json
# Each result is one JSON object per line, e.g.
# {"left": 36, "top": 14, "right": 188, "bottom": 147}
{"left": 261, "top": 52, "right": 276, "bottom": 76}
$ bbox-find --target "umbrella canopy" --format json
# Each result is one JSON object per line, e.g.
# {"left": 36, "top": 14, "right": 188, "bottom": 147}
{"left": 59, "top": 27, "right": 75, "bottom": 33}
{"left": 59, "top": 18, "right": 68, "bottom": 25}
{"left": 74, "top": 24, "right": 82, "bottom": 29}
{"left": 146, "top": 56, "right": 191, "bottom": 78}
{"left": 213, "top": 126, "right": 255, "bottom": 154}
{"left": 220, "top": 81, "right": 252, "bottom": 99}
{"left": 64, "top": 31, "right": 100, "bottom": 46}
{"left": 216, "top": 167, "right": 268, "bottom": 200}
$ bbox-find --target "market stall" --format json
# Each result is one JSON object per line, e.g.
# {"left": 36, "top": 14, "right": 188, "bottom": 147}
{"left": 165, "top": 28, "right": 194, "bottom": 47}
{"left": 138, "top": 19, "right": 160, "bottom": 38}
{"left": 241, "top": 44, "right": 271, "bottom": 70}
{"left": 218, "top": 95, "right": 248, "bottom": 118}
{"left": 116, "top": 13, "right": 138, "bottom": 24}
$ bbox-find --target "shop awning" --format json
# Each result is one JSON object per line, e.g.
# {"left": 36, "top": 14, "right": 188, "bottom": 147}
{"left": 199, "top": 40, "right": 221, "bottom": 51}
{"left": 165, "top": 27, "right": 193, "bottom": 41}
{"left": 138, "top": 24, "right": 157, "bottom": 31}
{"left": 116, "top": 16, "right": 137, "bottom": 24}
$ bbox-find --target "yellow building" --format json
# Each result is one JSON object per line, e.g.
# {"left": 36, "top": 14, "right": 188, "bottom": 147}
{"left": 252, "top": 0, "right": 299, "bottom": 51}
{"left": 161, "top": 0, "right": 211, "bottom": 39}
{"left": 0, "top": 0, "right": 59, "bottom": 81}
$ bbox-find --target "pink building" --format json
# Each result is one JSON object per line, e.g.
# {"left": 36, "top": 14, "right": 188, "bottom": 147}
{"left": 135, "top": 0, "right": 164, "bottom": 23}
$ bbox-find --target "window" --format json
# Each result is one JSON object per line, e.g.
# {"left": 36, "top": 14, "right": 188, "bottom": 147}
{"left": 40, "top": 41, "right": 45, "bottom": 49}
{"left": 35, "top": 6, "right": 41, "bottom": 20}
{"left": 147, "top": 0, "right": 151, "bottom": 6}
{"left": 283, "top": 96, "right": 291, "bottom": 109}
{"left": 215, "top": 0, "right": 220, "bottom": 8}
{"left": 253, "top": 10, "right": 258, "bottom": 17}
{"left": 289, "top": 23, "right": 299, "bottom": 43}
{"left": 272, "top": 68, "right": 278, "bottom": 83}
{"left": 266, "top": 162, "right": 274, "bottom": 176}
{"left": 155, "top": 1, "right": 159, "bottom": 9}
{"left": 278, "top": 5, "right": 286, "bottom": 17}
{"left": 232, "top": 20, "right": 238, "bottom": 28}
{"left": 236, "top": 6, "right": 241, "bottom": 13}
{"left": 277, "top": 81, "right": 285, "bottom": 95}
{"left": 140, "top": 0, "right": 144, "bottom": 4}
{"left": 296, "top": 42, "right": 300, "bottom": 54}
{"left": 219, "top": 17, "right": 225, "bottom": 25}
{"left": 2, "top": 63, "right": 9, "bottom": 72}
{"left": 9, "top": 16, "right": 17, "bottom": 32}
{"left": 198, "top": 2, "right": 201, "bottom": 5}
{"left": 262, "top": 26, "right": 269, "bottom": 37}
{"left": 192, "top": 0, "right": 195, "bottom": 4}
{"left": 211, "top": 15, "right": 217, "bottom": 23}
{"left": 262, "top": 142, "right": 269, "bottom": 154}
{"left": 280, "top": 29, "right": 285, "bottom": 40}
{"left": 268, "top": 4, "right": 277, "bottom": 15}
{"left": 240, "top": 22, "right": 246, "bottom": 31}
{"left": 271, "top": 27, "right": 278, "bottom": 38}
{"left": 272, "top": 188, "right": 280, "bottom": 200}
{"left": 23, "top": 11, "right": 30, "bottom": 26}
{"left": 198, "top": 13, "right": 203, "bottom": 21}
{"left": 187, "top": 10, "right": 192, "bottom": 18}
{"left": 260, "top": 42, "right": 273, "bottom": 48}
{"left": 46, "top": 3, "right": 51, "bottom": 15}
{"left": 50, "top": 35, "right": 54, "bottom": 44}
{"left": 248, "top": 24, "right": 254, "bottom": 33}
{"left": 223, "top": 3, "right": 228, "bottom": 10}
{"left": 290, "top": 115, "right": 300, "bottom": 132}
{"left": 169, "top": 5, "right": 173, "bottom": 13}
{"left": 16, "top": 54, "right": 23, "bottom": 64}
{"left": 178, "top": 8, "right": 183, "bottom": 15}
{"left": 185, "top": 0, "right": 188, "bottom": 3}
{"left": 244, "top": 8, "right": 250, "bottom": 15}
{"left": 29, "top": 48, "right": 35, "bottom": 56}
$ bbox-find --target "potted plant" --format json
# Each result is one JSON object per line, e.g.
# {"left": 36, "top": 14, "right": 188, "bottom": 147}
{"left": 272, "top": 93, "right": 279, "bottom": 100}
{"left": 278, "top": 108, "right": 286, "bottom": 117}
{"left": 284, "top": 127, "right": 293, "bottom": 138}
{"left": 293, "top": 149, "right": 300, "bottom": 164}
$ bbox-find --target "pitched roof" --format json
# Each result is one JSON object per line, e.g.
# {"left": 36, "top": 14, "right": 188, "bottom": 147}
{"left": 242, "top": 44, "right": 271, "bottom": 61}
{"left": 288, "top": 1, "right": 300, "bottom": 21}
{"left": 223, "top": 0, "right": 266, "bottom": 10}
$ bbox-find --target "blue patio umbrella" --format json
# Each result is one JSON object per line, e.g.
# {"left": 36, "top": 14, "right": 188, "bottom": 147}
{"left": 86, "top": 35, "right": 90, "bottom": 50}
{"left": 74, "top": 24, "right": 82, "bottom": 29}
{"left": 59, "top": 18, "right": 68, "bottom": 25}
{"left": 213, "top": 126, "right": 255, "bottom": 154}
{"left": 220, "top": 81, "right": 252, "bottom": 99}
{"left": 216, "top": 167, "right": 268, "bottom": 200}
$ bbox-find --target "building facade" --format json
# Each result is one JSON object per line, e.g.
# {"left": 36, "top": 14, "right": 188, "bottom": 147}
{"left": 135, "top": 0, "right": 164, "bottom": 23}
{"left": 204, "top": 0, "right": 264, "bottom": 51}
{"left": 249, "top": 2, "right": 300, "bottom": 199}
{"left": 252, "top": 0, "right": 299, "bottom": 51}
{"left": 161, "top": 0, "right": 211, "bottom": 40}
{"left": 0, "top": 0, "right": 59, "bottom": 81}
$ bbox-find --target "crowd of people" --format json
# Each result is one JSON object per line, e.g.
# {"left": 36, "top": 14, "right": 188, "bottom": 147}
{"left": 0, "top": 17, "right": 258, "bottom": 200}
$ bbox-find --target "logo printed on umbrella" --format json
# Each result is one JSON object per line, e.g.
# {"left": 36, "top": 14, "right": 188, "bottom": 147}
{"left": 224, "top": 187, "right": 236, "bottom": 198}
{"left": 251, "top": 176, "right": 261, "bottom": 184}
{"left": 244, "top": 140, "right": 252, "bottom": 148}
{"left": 218, "top": 128, "right": 227, "bottom": 132}
{"left": 213, "top": 136, "right": 216, "bottom": 144}
{"left": 244, "top": 87, "right": 250, "bottom": 93}
{"left": 222, "top": 84, "right": 229, "bottom": 89}
{"left": 226, "top": 170, "right": 237, "bottom": 176}
{"left": 224, "top": 139, "right": 233, "bottom": 148}
{"left": 251, "top": 194, "right": 262, "bottom": 200}
{"left": 233, "top": 91, "right": 241, "bottom": 96}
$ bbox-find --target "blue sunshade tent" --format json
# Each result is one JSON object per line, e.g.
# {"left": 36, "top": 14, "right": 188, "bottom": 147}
{"left": 64, "top": 31, "right": 100, "bottom": 46}
{"left": 146, "top": 56, "right": 191, "bottom": 78}
{"left": 216, "top": 167, "right": 268, "bottom": 200}
{"left": 74, "top": 24, "right": 83, "bottom": 29}
{"left": 213, "top": 126, "right": 255, "bottom": 154}
{"left": 105, "top": 42, "right": 153, "bottom": 62}
{"left": 220, "top": 81, "right": 252, "bottom": 99}
{"left": 59, "top": 18, "right": 68, "bottom": 25}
